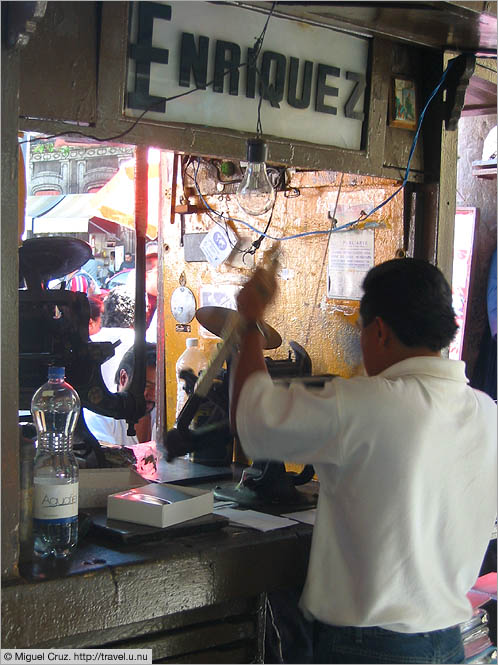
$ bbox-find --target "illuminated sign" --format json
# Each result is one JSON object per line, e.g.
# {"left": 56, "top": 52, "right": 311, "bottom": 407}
{"left": 125, "top": 2, "right": 370, "bottom": 150}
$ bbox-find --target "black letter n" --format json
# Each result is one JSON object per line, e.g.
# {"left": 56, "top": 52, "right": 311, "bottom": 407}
{"left": 179, "top": 33, "right": 209, "bottom": 89}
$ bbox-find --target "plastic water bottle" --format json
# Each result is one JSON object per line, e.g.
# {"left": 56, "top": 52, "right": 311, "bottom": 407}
{"left": 175, "top": 338, "right": 208, "bottom": 420}
{"left": 31, "top": 367, "right": 80, "bottom": 559}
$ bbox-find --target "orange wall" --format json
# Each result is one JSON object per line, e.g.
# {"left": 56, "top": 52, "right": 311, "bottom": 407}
{"left": 160, "top": 167, "right": 404, "bottom": 434}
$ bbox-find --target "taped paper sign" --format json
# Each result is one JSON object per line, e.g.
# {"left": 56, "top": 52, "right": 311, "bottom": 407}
{"left": 327, "top": 229, "right": 374, "bottom": 300}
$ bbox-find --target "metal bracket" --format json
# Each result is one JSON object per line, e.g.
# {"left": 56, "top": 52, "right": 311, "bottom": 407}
{"left": 444, "top": 54, "right": 476, "bottom": 131}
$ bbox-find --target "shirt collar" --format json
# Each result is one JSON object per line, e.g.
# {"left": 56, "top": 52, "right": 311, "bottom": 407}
{"left": 379, "top": 356, "right": 469, "bottom": 383}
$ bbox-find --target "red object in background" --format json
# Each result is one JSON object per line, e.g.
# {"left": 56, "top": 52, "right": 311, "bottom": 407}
{"left": 105, "top": 268, "right": 133, "bottom": 290}
{"left": 66, "top": 273, "right": 90, "bottom": 293}
{"left": 474, "top": 573, "right": 498, "bottom": 598}
{"left": 35, "top": 189, "right": 60, "bottom": 196}
{"left": 467, "top": 572, "right": 497, "bottom": 608}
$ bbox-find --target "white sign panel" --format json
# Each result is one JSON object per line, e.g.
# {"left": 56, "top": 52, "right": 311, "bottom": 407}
{"left": 327, "top": 229, "right": 374, "bottom": 300}
{"left": 199, "top": 284, "right": 241, "bottom": 338}
{"left": 125, "top": 2, "right": 369, "bottom": 150}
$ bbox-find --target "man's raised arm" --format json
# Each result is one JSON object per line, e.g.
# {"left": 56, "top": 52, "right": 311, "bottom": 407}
{"left": 230, "top": 267, "right": 277, "bottom": 429}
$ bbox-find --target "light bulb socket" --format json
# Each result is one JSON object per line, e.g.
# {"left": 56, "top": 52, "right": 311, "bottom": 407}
{"left": 246, "top": 138, "right": 267, "bottom": 164}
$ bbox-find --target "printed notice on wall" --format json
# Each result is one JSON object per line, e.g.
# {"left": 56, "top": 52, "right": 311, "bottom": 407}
{"left": 327, "top": 230, "right": 374, "bottom": 300}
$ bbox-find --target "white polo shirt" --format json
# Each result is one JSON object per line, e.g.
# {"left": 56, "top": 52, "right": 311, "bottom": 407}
{"left": 83, "top": 408, "right": 156, "bottom": 448}
{"left": 90, "top": 327, "right": 135, "bottom": 392}
{"left": 236, "top": 356, "right": 497, "bottom": 633}
{"left": 83, "top": 409, "right": 138, "bottom": 447}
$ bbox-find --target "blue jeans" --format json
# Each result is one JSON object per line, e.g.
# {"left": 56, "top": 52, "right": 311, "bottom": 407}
{"left": 313, "top": 621, "right": 465, "bottom": 663}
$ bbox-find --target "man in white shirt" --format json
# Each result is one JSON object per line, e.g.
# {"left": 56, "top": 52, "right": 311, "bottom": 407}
{"left": 91, "top": 285, "right": 136, "bottom": 392}
{"left": 232, "top": 258, "right": 497, "bottom": 664}
{"left": 84, "top": 342, "right": 156, "bottom": 447}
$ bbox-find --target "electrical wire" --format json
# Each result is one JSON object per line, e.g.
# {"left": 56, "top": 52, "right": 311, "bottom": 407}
{"left": 251, "top": 2, "right": 277, "bottom": 136}
{"left": 242, "top": 199, "right": 277, "bottom": 261}
{"left": 194, "top": 160, "right": 246, "bottom": 252}
{"left": 182, "top": 157, "right": 236, "bottom": 248}
{"left": 475, "top": 62, "right": 498, "bottom": 73}
{"left": 191, "top": 155, "right": 355, "bottom": 241}
{"left": 20, "top": 62, "right": 249, "bottom": 145}
{"left": 20, "top": 55, "right": 257, "bottom": 145}
{"left": 304, "top": 173, "right": 345, "bottom": 347}
{"left": 19, "top": 3, "right": 278, "bottom": 148}
{"left": 191, "top": 57, "right": 456, "bottom": 243}
{"left": 19, "top": 99, "right": 165, "bottom": 145}
{"left": 24, "top": 15, "right": 457, "bottom": 247}
{"left": 252, "top": 3, "right": 275, "bottom": 59}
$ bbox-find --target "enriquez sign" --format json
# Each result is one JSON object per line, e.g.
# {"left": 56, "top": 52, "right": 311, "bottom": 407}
{"left": 125, "top": 2, "right": 370, "bottom": 150}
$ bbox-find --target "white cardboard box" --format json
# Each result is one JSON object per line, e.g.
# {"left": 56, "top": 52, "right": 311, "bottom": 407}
{"left": 107, "top": 483, "right": 214, "bottom": 528}
{"left": 199, "top": 225, "right": 237, "bottom": 266}
{"left": 79, "top": 468, "right": 148, "bottom": 509}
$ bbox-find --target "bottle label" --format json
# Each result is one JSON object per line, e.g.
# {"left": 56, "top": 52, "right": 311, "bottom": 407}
{"left": 33, "top": 516, "right": 77, "bottom": 526}
{"left": 33, "top": 483, "right": 79, "bottom": 520}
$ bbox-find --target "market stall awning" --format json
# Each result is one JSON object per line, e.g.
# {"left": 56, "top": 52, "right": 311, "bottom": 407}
{"left": 90, "top": 150, "right": 160, "bottom": 239}
{"left": 27, "top": 194, "right": 120, "bottom": 235}
{"left": 88, "top": 217, "right": 121, "bottom": 236}
{"left": 25, "top": 194, "right": 65, "bottom": 227}
{"left": 26, "top": 148, "right": 160, "bottom": 238}
{"left": 29, "top": 194, "right": 98, "bottom": 233}
{"left": 26, "top": 194, "right": 96, "bottom": 234}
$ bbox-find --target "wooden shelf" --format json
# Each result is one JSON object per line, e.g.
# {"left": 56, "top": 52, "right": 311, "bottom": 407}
{"left": 472, "top": 159, "right": 497, "bottom": 179}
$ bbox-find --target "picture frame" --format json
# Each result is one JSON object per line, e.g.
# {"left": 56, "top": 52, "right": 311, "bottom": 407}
{"left": 389, "top": 76, "right": 418, "bottom": 130}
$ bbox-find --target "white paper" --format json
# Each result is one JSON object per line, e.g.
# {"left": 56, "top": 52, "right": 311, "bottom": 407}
{"left": 327, "top": 229, "right": 374, "bottom": 300}
{"left": 200, "top": 225, "right": 237, "bottom": 266}
{"left": 214, "top": 507, "right": 298, "bottom": 532}
{"left": 281, "top": 509, "right": 316, "bottom": 525}
{"left": 198, "top": 283, "right": 241, "bottom": 338}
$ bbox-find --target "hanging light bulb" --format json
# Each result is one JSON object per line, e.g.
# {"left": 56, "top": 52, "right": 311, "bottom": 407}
{"left": 236, "top": 138, "right": 276, "bottom": 216}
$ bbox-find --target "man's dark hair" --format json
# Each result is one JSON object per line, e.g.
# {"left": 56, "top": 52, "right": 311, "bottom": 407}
{"left": 102, "top": 286, "right": 135, "bottom": 328}
{"left": 115, "top": 342, "right": 156, "bottom": 386}
{"left": 359, "top": 258, "right": 458, "bottom": 351}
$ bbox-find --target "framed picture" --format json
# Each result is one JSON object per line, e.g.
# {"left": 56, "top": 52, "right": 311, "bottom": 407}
{"left": 389, "top": 76, "right": 418, "bottom": 130}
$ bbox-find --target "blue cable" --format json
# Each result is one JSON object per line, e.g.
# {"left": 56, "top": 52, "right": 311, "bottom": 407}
{"left": 194, "top": 58, "right": 455, "bottom": 241}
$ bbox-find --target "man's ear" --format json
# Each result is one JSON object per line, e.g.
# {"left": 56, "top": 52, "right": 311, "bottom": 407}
{"left": 118, "top": 369, "right": 129, "bottom": 390}
{"left": 375, "top": 317, "right": 392, "bottom": 346}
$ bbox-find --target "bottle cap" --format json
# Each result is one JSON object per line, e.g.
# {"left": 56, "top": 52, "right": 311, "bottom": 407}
{"left": 186, "top": 338, "right": 199, "bottom": 348}
{"left": 48, "top": 366, "right": 65, "bottom": 380}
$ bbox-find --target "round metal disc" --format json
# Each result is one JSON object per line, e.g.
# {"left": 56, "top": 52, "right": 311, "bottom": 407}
{"left": 195, "top": 306, "right": 282, "bottom": 350}
{"left": 170, "top": 286, "right": 196, "bottom": 323}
